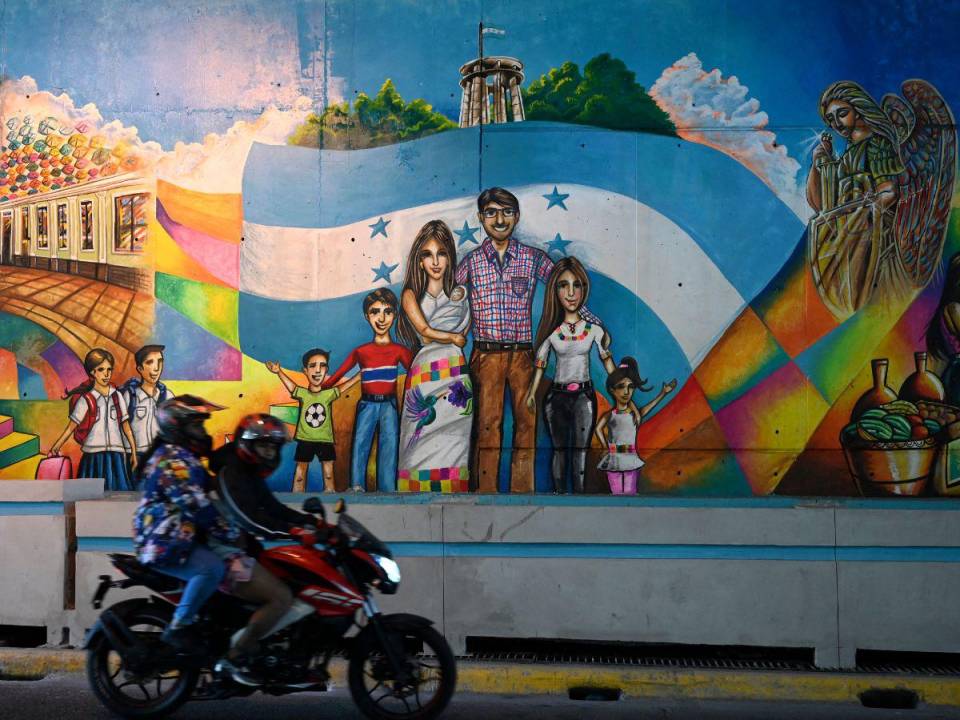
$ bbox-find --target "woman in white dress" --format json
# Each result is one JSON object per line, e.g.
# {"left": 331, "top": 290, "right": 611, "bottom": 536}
{"left": 396, "top": 221, "right": 472, "bottom": 492}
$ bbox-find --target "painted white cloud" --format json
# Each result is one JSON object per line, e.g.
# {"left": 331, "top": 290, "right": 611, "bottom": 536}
{"left": 157, "top": 96, "right": 314, "bottom": 193}
{"left": 0, "top": 76, "right": 165, "bottom": 163}
{"left": 650, "top": 53, "right": 807, "bottom": 219}
{"left": 0, "top": 75, "right": 323, "bottom": 194}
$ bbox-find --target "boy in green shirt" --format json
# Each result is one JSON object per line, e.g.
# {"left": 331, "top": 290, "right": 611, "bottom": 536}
{"left": 265, "top": 348, "right": 340, "bottom": 493}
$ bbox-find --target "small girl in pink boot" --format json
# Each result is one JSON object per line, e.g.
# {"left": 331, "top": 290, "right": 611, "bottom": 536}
{"left": 594, "top": 357, "right": 675, "bottom": 495}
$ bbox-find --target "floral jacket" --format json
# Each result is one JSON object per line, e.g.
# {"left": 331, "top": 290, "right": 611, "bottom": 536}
{"left": 133, "top": 443, "right": 240, "bottom": 566}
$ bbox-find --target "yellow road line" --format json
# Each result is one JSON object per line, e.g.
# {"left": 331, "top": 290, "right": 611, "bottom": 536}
{"left": 2, "top": 649, "right": 958, "bottom": 706}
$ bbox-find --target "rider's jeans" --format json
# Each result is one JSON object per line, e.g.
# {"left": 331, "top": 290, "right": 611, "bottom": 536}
{"left": 154, "top": 545, "right": 225, "bottom": 625}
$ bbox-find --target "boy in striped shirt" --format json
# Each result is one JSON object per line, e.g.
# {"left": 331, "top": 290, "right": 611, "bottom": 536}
{"left": 323, "top": 288, "right": 413, "bottom": 492}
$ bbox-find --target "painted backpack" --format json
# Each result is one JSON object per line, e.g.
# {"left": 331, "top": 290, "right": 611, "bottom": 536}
{"left": 68, "top": 390, "right": 122, "bottom": 445}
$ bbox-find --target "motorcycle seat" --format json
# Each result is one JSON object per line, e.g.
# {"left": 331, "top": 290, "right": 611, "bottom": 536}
{"left": 108, "top": 553, "right": 182, "bottom": 593}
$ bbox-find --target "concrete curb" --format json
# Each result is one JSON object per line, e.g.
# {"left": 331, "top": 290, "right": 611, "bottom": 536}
{"left": 2, "top": 649, "right": 958, "bottom": 706}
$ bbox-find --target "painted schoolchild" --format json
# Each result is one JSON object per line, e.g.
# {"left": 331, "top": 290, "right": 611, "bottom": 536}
{"left": 323, "top": 288, "right": 414, "bottom": 492}
{"left": 265, "top": 348, "right": 341, "bottom": 493}
{"left": 594, "top": 357, "right": 676, "bottom": 495}
{"left": 49, "top": 347, "right": 138, "bottom": 490}
{"left": 119, "top": 344, "right": 172, "bottom": 474}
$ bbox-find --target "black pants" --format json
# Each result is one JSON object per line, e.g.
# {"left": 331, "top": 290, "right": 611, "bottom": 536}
{"left": 543, "top": 386, "right": 597, "bottom": 494}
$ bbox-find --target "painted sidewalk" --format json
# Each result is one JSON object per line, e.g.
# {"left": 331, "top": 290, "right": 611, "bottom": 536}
{"left": 2, "top": 648, "right": 958, "bottom": 706}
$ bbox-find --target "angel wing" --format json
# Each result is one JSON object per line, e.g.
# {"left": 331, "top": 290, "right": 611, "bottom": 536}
{"left": 889, "top": 80, "right": 958, "bottom": 288}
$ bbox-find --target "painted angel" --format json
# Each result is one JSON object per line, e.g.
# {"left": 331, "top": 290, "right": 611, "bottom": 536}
{"left": 806, "top": 80, "right": 957, "bottom": 319}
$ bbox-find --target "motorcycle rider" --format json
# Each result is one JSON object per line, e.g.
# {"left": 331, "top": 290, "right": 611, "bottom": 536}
{"left": 208, "top": 413, "right": 325, "bottom": 684}
{"left": 132, "top": 395, "right": 239, "bottom": 653}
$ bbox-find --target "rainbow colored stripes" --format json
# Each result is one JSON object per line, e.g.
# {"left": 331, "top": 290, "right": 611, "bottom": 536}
{"left": 407, "top": 356, "right": 467, "bottom": 389}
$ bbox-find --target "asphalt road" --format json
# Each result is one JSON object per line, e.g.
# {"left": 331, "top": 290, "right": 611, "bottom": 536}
{"left": 0, "top": 674, "right": 958, "bottom": 719}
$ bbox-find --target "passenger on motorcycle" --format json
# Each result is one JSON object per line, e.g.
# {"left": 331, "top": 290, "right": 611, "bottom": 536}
{"left": 132, "top": 395, "right": 239, "bottom": 654}
{"left": 207, "top": 413, "right": 325, "bottom": 684}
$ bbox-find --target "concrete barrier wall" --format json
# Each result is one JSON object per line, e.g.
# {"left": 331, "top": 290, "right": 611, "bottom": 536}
{"left": 0, "top": 480, "right": 103, "bottom": 644}
{"left": 48, "top": 492, "right": 959, "bottom": 668}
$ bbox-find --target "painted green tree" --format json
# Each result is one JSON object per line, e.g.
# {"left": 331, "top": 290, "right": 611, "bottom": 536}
{"left": 523, "top": 54, "right": 675, "bottom": 135}
{"left": 288, "top": 79, "right": 457, "bottom": 150}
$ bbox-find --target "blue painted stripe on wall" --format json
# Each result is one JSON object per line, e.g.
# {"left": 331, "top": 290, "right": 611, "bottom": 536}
{"left": 76, "top": 538, "right": 960, "bottom": 563}
{"left": 0, "top": 501, "right": 64, "bottom": 516}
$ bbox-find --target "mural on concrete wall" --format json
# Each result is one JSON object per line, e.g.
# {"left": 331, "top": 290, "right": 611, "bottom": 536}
{"left": 0, "top": 0, "right": 958, "bottom": 499}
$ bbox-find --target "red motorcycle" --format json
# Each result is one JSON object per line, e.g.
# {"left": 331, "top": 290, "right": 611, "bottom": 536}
{"left": 85, "top": 498, "right": 456, "bottom": 719}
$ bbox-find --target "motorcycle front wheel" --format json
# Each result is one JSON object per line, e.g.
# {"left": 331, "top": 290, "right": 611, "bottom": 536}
{"left": 86, "top": 600, "right": 199, "bottom": 719}
{"left": 348, "top": 619, "right": 457, "bottom": 720}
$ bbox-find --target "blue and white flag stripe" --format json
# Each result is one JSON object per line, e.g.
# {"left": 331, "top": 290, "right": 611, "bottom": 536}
{"left": 241, "top": 184, "right": 744, "bottom": 366}
{"left": 242, "top": 123, "right": 803, "bottom": 304}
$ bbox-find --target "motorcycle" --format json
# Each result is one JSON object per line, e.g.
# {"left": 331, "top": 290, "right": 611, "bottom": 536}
{"left": 84, "top": 498, "right": 456, "bottom": 719}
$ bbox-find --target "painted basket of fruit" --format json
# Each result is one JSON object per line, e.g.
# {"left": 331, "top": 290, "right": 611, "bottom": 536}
{"left": 840, "top": 400, "right": 949, "bottom": 497}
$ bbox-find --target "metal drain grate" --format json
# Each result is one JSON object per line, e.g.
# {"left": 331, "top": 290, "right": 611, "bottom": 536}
{"left": 856, "top": 662, "right": 960, "bottom": 677}
{"left": 462, "top": 651, "right": 816, "bottom": 672}
{"left": 461, "top": 652, "right": 960, "bottom": 677}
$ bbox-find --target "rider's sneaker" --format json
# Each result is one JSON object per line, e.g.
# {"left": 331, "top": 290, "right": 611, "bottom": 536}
{"left": 214, "top": 656, "right": 263, "bottom": 687}
{"left": 160, "top": 623, "right": 205, "bottom": 655}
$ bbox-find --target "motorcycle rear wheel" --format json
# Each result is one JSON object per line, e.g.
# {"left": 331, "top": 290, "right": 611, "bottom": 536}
{"left": 86, "top": 600, "right": 199, "bottom": 719}
{"left": 348, "top": 619, "right": 456, "bottom": 720}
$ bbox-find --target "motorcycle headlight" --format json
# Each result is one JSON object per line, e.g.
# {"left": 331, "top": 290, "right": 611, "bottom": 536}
{"left": 372, "top": 554, "right": 401, "bottom": 586}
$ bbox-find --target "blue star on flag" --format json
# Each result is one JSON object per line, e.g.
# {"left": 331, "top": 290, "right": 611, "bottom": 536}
{"left": 546, "top": 233, "right": 572, "bottom": 256}
{"left": 369, "top": 216, "right": 391, "bottom": 238}
{"left": 542, "top": 186, "right": 570, "bottom": 210}
{"left": 454, "top": 220, "right": 480, "bottom": 246}
{"left": 371, "top": 260, "right": 398, "bottom": 283}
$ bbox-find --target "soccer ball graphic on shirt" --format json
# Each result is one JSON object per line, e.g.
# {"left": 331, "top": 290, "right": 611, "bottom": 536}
{"left": 304, "top": 403, "right": 326, "bottom": 428}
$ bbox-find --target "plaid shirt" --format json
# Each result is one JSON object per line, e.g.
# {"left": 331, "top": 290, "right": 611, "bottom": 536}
{"left": 456, "top": 237, "right": 597, "bottom": 343}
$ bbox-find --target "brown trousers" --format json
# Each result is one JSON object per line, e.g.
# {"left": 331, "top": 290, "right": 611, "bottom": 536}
{"left": 470, "top": 349, "right": 536, "bottom": 493}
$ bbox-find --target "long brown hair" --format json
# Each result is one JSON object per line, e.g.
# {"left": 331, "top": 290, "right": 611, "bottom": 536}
{"left": 819, "top": 81, "right": 903, "bottom": 155}
{"left": 64, "top": 347, "right": 115, "bottom": 398}
{"left": 396, "top": 220, "right": 458, "bottom": 351}
{"left": 533, "top": 256, "right": 591, "bottom": 353}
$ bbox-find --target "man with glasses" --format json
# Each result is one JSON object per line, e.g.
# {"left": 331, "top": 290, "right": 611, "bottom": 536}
{"left": 456, "top": 187, "right": 598, "bottom": 493}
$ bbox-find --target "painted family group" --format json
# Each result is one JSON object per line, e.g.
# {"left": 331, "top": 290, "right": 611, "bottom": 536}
{"left": 46, "top": 188, "right": 675, "bottom": 495}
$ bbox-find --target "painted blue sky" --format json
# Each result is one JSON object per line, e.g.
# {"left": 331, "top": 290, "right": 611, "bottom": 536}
{"left": 1, "top": 0, "right": 958, "bottom": 154}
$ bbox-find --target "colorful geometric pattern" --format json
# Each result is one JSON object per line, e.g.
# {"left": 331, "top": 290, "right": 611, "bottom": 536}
{"left": 639, "top": 214, "right": 953, "bottom": 496}
{"left": 0, "top": 115, "right": 146, "bottom": 202}
{"left": 693, "top": 307, "right": 789, "bottom": 411}
{"left": 398, "top": 466, "right": 469, "bottom": 493}
{"left": 608, "top": 444, "right": 637, "bottom": 454}
{"left": 406, "top": 356, "right": 467, "bottom": 389}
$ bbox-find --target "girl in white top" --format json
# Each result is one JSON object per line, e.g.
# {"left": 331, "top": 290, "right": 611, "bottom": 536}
{"left": 49, "top": 348, "right": 137, "bottom": 490}
{"left": 595, "top": 357, "right": 676, "bottom": 495}
{"left": 525, "top": 256, "right": 622, "bottom": 494}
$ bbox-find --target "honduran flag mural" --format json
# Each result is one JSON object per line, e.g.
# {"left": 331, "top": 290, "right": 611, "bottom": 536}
{"left": 238, "top": 121, "right": 806, "bottom": 494}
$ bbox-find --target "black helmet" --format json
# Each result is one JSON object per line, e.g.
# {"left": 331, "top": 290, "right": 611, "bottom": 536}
{"left": 235, "top": 414, "right": 288, "bottom": 476}
{"left": 156, "top": 395, "right": 224, "bottom": 456}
